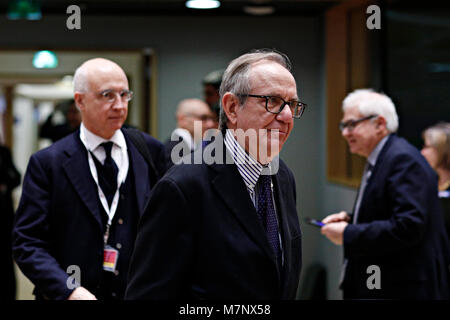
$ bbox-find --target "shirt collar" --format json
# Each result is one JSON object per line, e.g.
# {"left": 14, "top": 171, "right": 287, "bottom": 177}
{"left": 224, "top": 129, "right": 273, "bottom": 190}
{"left": 367, "top": 134, "right": 390, "bottom": 167}
{"left": 80, "top": 122, "right": 126, "bottom": 152}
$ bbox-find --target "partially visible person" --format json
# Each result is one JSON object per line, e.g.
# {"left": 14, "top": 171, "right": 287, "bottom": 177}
{"left": 422, "top": 122, "right": 450, "bottom": 240}
{"left": 321, "top": 89, "right": 450, "bottom": 299}
{"left": 13, "top": 58, "right": 166, "bottom": 300}
{"left": 202, "top": 69, "right": 224, "bottom": 127}
{"left": 164, "top": 98, "right": 216, "bottom": 168}
{"left": 40, "top": 99, "right": 81, "bottom": 142}
{"left": 0, "top": 144, "right": 21, "bottom": 300}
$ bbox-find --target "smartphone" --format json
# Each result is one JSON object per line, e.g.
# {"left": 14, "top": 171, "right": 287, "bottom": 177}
{"left": 304, "top": 217, "right": 325, "bottom": 228}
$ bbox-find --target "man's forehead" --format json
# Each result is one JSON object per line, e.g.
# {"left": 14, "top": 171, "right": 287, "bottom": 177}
{"left": 86, "top": 68, "right": 128, "bottom": 89}
{"left": 249, "top": 61, "right": 296, "bottom": 92}
{"left": 343, "top": 107, "right": 362, "bottom": 119}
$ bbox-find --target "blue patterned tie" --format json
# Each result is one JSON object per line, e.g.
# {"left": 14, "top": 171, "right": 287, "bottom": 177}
{"left": 257, "top": 174, "right": 281, "bottom": 264}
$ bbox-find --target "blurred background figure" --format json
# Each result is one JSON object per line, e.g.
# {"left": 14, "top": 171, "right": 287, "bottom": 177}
{"left": 202, "top": 69, "right": 224, "bottom": 128}
{"left": 0, "top": 143, "right": 21, "bottom": 300}
{"left": 40, "top": 99, "right": 81, "bottom": 143}
{"left": 164, "top": 98, "right": 216, "bottom": 169}
{"left": 321, "top": 89, "right": 450, "bottom": 299}
{"left": 422, "top": 122, "right": 450, "bottom": 239}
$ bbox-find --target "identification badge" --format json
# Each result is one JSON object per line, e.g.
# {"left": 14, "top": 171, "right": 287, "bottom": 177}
{"left": 103, "top": 245, "right": 119, "bottom": 272}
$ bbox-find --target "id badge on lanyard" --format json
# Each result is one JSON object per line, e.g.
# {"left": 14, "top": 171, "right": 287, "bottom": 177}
{"left": 103, "top": 223, "right": 119, "bottom": 272}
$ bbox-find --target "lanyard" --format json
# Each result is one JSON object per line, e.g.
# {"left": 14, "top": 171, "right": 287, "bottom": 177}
{"left": 87, "top": 150, "right": 122, "bottom": 227}
{"left": 104, "top": 223, "right": 111, "bottom": 245}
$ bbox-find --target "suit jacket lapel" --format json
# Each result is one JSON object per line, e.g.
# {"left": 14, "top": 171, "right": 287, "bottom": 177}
{"left": 62, "top": 133, "right": 103, "bottom": 230}
{"left": 125, "top": 134, "right": 150, "bottom": 216}
{"left": 272, "top": 166, "right": 293, "bottom": 291}
{"left": 358, "top": 134, "right": 394, "bottom": 220}
{"left": 210, "top": 161, "right": 280, "bottom": 266}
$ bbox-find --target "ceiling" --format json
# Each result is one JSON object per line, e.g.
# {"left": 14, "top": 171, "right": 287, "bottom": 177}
{"left": 0, "top": 0, "right": 344, "bottom": 17}
{"left": 0, "top": 1, "right": 442, "bottom": 17}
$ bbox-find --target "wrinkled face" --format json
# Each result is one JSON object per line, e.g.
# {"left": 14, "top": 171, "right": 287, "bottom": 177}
{"left": 341, "top": 107, "right": 379, "bottom": 158}
{"left": 76, "top": 66, "right": 129, "bottom": 139}
{"left": 230, "top": 61, "right": 296, "bottom": 163}
{"left": 421, "top": 138, "right": 439, "bottom": 170}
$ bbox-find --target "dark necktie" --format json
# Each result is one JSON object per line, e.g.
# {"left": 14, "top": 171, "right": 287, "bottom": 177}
{"left": 257, "top": 174, "right": 281, "bottom": 265}
{"left": 92, "top": 142, "right": 118, "bottom": 207}
{"left": 352, "top": 162, "right": 374, "bottom": 224}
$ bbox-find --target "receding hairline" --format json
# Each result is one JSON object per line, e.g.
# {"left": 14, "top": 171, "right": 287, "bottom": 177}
{"left": 73, "top": 58, "right": 127, "bottom": 93}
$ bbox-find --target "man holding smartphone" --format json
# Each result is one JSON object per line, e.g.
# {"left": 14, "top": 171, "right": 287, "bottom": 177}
{"left": 321, "top": 89, "right": 450, "bottom": 299}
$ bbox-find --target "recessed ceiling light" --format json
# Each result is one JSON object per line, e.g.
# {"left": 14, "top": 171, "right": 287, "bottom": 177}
{"left": 32, "top": 50, "right": 58, "bottom": 69}
{"left": 186, "top": 0, "right": 221, "bottom": 10}
{"left": 243, "top": 6, "right": 275, "bottom": 16}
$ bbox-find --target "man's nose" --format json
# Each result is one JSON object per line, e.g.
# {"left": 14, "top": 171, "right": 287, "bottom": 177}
{"left": 341, "top": 126, "right": 351, "bottom": 138}
{"left": 276, "top": 104, "right": 293, "bottom": 122}
{"left": 112, "top": 95, "right": 126, "bottom": 109}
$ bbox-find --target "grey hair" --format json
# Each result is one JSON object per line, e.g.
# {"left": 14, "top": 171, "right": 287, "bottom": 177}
{"left": 218, "top": 49, "right": 293, "bottom": 130}
{"left": 342, "top": 89, "right": 399, "bottom": 133}
{"left": 73, "top": 65, "right": 89, "bottom": 93}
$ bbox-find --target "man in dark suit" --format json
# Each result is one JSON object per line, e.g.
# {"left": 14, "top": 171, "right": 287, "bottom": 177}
{"left": 164, "top": 98, "right": 216, "bottom": 169}
{"left": 12, "top": 58, "right": 166, "bottom": 300}
{"left": 0, "top": 144, "right": 21, "bottom": 300}
{"left": 125, "top": 49, "right": 307, "bottom": 299}
{"left": 321, "top": 89, "right": 450, "bottom": 299}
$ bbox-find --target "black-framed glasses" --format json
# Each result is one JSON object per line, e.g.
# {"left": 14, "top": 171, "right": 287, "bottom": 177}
{"left": 238, "top": 94, "right": 307, "bottom": 119}
{"left": 339, "top": 115, "right": 377, "bottom": 132}
{"left": 99, "top": 89, "right": 134, "bottom": 103}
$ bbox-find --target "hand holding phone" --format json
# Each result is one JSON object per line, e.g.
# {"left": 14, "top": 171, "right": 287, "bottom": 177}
{"left": 304, "top": 217, "right": 325, "bottom": 228}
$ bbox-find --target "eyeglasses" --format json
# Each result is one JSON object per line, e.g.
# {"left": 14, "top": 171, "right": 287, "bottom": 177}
{"left": 238, "top": 94, "right": 307, "bottom": 119}
{"left": 339, "top": 115, "right": 377, "bottom": 132}
{"left": 99, "top": 89, "right": 134, "bottom": 103}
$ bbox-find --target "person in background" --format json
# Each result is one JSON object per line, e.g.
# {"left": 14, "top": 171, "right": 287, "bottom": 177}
{"left": 0, "top": 144, "right": 21, "bottom": 300}
{"left": 421, "top": 122, "right": 450, "bottom": 240}
{"left": 13, "top": 58, "right": 166, "bottom": 300}
{"left": 321, "top": 89, "right": 450, "bottom": 299}
{"left": 202, "top": 69, "right": 224, "bottom": 128}
{"left": 164, "top": 98, "right": 216, "bottom": 169}
{"left": 40, "top": 99, "right": 81, "bottom": 142}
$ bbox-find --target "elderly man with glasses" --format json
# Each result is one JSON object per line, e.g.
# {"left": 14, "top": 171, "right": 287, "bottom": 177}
{"left": 13, "top": 58, "right": 166, "bottom": 300}
{"left": 321, "top": 89, "right": 450, "bottom": 299}
{"left": 126, "top": 49, "right": 305, "bottom": 300}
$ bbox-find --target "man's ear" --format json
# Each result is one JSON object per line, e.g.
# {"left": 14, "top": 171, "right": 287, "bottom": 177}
{"left": 376, "top": 115, "right": 387, "bottom": 131}
{"left": 74, "top": 92, "right": 85, "bottom": 112}
{"left": 222, "top": 92, "right": 239, "bottom": 127}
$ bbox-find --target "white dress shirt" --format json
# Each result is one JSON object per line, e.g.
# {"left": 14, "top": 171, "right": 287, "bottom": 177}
{"left": 79, "top": 123, "right": 129, "bottom": 225}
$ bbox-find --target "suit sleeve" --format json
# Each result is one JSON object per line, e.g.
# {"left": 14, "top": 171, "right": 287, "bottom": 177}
{"left": 343, "top": 153, "right": 432, "bottom": 257}
{"left": 12, "top": 155, "right": 74, "bottom": 300}
{"left": 125, "top": 177, "right": 193, "bottom": 299}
